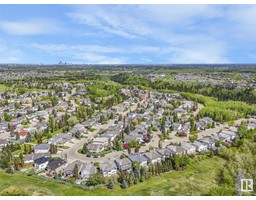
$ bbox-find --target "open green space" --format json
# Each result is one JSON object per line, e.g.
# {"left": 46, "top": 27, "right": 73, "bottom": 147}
{"left": 0, "top": 84, "right": 9, "bottom": 92}
{"left": 0, "top": 156, "right": 225, "bottom": 196}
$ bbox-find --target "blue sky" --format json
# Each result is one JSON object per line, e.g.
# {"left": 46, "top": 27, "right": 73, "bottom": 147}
{"left": 0, "top": 4, "right": 256, "bottom": 64}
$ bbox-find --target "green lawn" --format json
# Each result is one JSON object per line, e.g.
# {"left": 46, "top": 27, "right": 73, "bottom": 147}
{"left": 0, "top": 156, "right": 226, "bottom": 196}
{"left": 0, "top": 84, "right": 9, "bottom": 92}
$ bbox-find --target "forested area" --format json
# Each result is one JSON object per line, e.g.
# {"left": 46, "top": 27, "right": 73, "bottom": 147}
{"left": 111, "top": 73, "right": 256, "bottom": 122}
{"left": 153, "top": 79, "right": 256, "bottom": 104}
{"left": 111, "top": 73, "right": 256, "bottom": 104}
{"left": 163, "top": 91, "right": 256, "bottom": 122}
{"left": 207, "top": 125, "right": 256, "bottom": 195}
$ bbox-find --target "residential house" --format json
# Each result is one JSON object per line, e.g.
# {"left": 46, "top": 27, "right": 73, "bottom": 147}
{"left": 24, "top": 127, "right": 37, "bottom": 134}
{"left": 46, "top": 157, "right": 67, "bottom": 175}
{"left": 195, "top": 117, "right": 214, "bottom": 131}
{"left": 79, "top": 162, "right": 97, "bottom": 180}
{"left": 24, "top": 153, "right": 50, "bottom": 164}
{"left": 192, "top": 141, "right": 208, "bottom": 152}
{"left": 82, "top": 119, "right": 96, "bottom": 128}
{"left": 128, "top": 113, "right": 136, "bottom": 119}
{"left": 0, "top": 139, "right": 8, "bottom": 150}
{"left": 156, "top": 148, "right": 173, "bottom": 160}
{"left": 18, "top": 130, "right": 28, "bottom": 140}
{"left": 34, "top": 156, "right": 50, "bottom": 171}
{"left": 218, "top": 132, "right": 232, "bottom": 142}
{"left": 73, "top": 123, "right": 87, "bottom": 135}
{"left": 34, "top": 143, "right": 50, "bottom": 154}
{"left": 173, "top": 108, "right": 187, "bottom": 117}
{"left": 247, "top": 121, "right": 256, "bottom": 130}
{"left": 178, "top": 122, "right": 191, "bottom": 137}
{"left": 63, "top": 160, "right": 84, "bottom": 177}
{"left": 172, "top": 123, "right": 182, "bottom": 132}
{"left": 181, "top": 100, "right": 193, "bottom": 111}
{"left": 123, "top": 134, "right": 143, "bottom": 144}
{"left": 221, "top": 129, "right": 237, "bottom": 141}
{"left": 92, "top": 137, "right": 109, "bottom": 147}
{"left": 63, "top": 160, "right": 97, "bottom": 180}
{"left": 166, "top": 145, "right": 185, "bottom": 155}
{"left": 211, "top": 134, "right": 220, "bottom": 142}
{"left": 128, "top": 153, "right": 148, "bottom": 167}
{"left": 115, "top": 158, "right": 133, "bottom": 172}
{"left": 180, "top": 142, "right": 196, "bottom": 154}
{"left": 112, "top": 104, "right": 125, "bottom": 112}
{"left": 199, "top": 137, "right": 216, "bottom": 150}
{"left": 101, "top": 130, "right": 118, "bottom": 141}
{"left": 87, "top": 143, "right": 105, "bottom": 154}
{"left": 47, "top": 133, "right": 72, "bottom": 146}
{"left": 34, "top": 122, "right": 48, "bottom": 132}
{"left": 179, "top": 116, "right": 189, "bottom": 124}
{"left": 144, "top": 150, "right": 162, "bottom": 164}
{"left": 99, "top": 161, "right": 118, "bottom": 177}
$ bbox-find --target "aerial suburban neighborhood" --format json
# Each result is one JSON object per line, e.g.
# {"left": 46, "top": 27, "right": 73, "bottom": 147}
{"left": 1, "top": 3, "right": 256, "bottom": 197}
{"left": 0, "top": 63, "right": 256, "bottom": 196}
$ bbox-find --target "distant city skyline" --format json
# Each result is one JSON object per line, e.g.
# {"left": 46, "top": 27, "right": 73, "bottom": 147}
{"left": 0, "top": 4, "right": 256, "bottom": 64}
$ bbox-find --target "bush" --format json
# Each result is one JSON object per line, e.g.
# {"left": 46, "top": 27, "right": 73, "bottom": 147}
{"left": 26, "top": 168, "right": 36, "bottom": 176}
{"left": 5, "top": 168, "right": 13, "bottom": 174}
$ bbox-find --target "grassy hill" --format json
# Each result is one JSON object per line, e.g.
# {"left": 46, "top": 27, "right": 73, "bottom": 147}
{"left": 0, "top": 156, "right": 225, "bottom": 196}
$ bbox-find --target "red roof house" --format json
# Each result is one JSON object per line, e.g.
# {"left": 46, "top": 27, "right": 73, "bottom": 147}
{"left": 18, "top": 130, "right": 28, "bottom": 139}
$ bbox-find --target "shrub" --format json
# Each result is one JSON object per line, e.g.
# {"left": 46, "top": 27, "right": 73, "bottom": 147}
{"left": 26, "top": 168, "right": 36, "bottom": 176}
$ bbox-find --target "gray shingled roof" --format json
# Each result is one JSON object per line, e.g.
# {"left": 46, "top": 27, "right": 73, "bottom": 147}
{"left": 128, "top": 153, "right": 148, "bottom": 164}
{"left": 34, "top": 143, "right": 50, "bottom": 150}
{"left": 144, "top": 150, "right": 162, "bottom": 160}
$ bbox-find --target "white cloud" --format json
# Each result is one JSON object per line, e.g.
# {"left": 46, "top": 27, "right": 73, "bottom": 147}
{"left": 0, "top": 19, "right": 60, "bottom": 35}
{"left": 67, "top": 5, "right": 152, "bottom": 39}
{"left": 65, "top": 5, "right": 231, "bottom": 63}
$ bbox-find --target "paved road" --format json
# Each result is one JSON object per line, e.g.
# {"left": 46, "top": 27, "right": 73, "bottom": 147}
{"left": 59, "top": 103, "right": 137, "bottom": 163}
{"left": 0, "top": 132, "right": 10, "bottom": 140}
{"left": 193, "top": 103, "right": 204, "bottom": 116}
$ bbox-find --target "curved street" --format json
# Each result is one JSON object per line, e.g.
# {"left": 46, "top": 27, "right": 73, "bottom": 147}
{"left": 57, "top": 102, "right": 206, "bottom": 164}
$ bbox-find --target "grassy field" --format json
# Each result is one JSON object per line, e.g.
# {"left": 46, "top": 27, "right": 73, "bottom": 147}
{"left": 0, "top": 84, "right": 9, "bottom": 92}
{"left": 0, "top": 156, "right": 226, "bottom": 196}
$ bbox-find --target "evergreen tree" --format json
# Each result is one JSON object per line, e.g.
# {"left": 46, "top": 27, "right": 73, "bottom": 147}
{"left": 19, "top": 153, "right": 24, "bottom": 167}
{"left": 237, "top": 121, "right": 248, "bottom": 138}
{"left": 107, "top": 179, "right": 115, "bottom": 189}
{"left": 15, "top": 133, "right": 20, "bottom": 141}
{"left": 29, "top": 145, "right": 32, "bottom": 154}
{"left": 25, "top": 132, "right": 32, "bottom": 142}
{"left": 161, "top": 117, "right": 166, "bottom": 136}
{"left": 173, "top": 155, "right": 180, "bottom": 170}
{"left": 121, "top": 179, "right": 128, "bottom": 189}
{"left": 189, "top": 114, "right": 195, "bottom": 133}
{"left": 128, "top": 146, "right": 131, "bottom": 155}
{"left": 174, "top": 112, "right": 179, "bottom": 123}
{"left": 81, "top": 143, "right": 88, "bottom": 154}
{"left": 73, "top": 164, "right": 79, "bottom": 180}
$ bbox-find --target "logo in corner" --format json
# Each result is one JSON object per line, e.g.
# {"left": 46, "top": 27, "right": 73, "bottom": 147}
{"left": 241, "top": 179, "right": 253, "bottom": 192}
